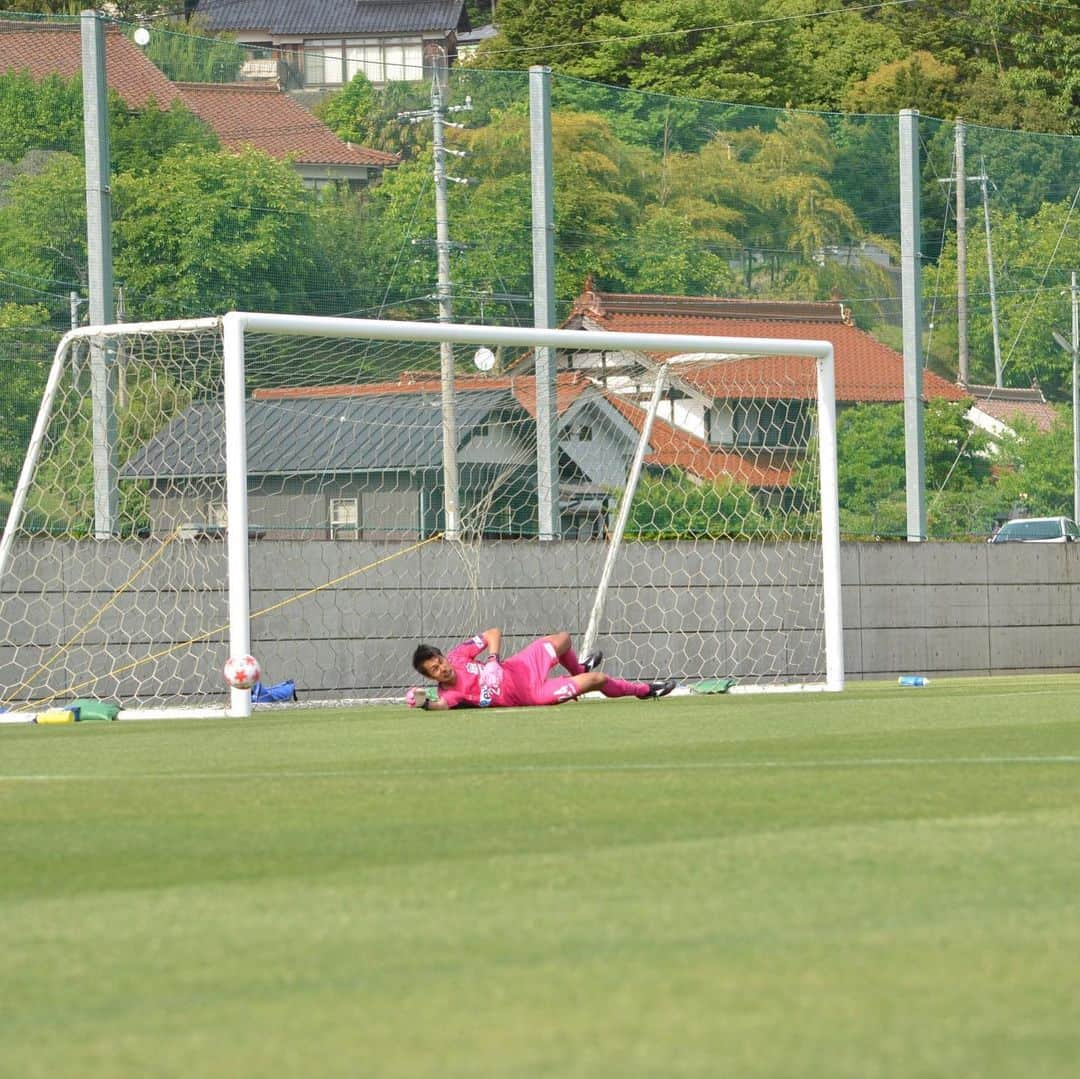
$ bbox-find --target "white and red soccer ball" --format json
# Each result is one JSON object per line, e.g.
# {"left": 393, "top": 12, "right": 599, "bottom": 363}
{"left": 223, "top": 654, "right": 261, "bottom": 690}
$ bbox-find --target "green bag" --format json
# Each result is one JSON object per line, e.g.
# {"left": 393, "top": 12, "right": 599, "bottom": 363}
{"left": 690, "top": 678, "right": 736, "bottom": 694}
{"left": 70, "top": 699, "right": 120, "bottom": 721}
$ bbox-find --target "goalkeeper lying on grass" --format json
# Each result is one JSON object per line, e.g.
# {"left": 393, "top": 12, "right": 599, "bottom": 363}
{"left": 407, "top": 628, "right": 675, "bottom": 710}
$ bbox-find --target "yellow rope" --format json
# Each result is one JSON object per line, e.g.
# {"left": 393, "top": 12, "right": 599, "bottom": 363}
{"left": 18, "top": 532, "right": 446, "bottom": 709}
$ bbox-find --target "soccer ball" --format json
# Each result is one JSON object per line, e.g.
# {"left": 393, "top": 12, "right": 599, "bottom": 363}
{"left": 223, "top": 654, "right": 261, "bottom": 690}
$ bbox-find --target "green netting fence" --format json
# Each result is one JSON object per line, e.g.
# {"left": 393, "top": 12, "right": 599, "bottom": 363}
{"left": 1, "top": 11, "right": 1077, "bottom": 538}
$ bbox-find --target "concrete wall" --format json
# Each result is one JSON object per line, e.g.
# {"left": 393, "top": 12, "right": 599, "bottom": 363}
{"left": 843, "top": 540, "right": 1080, "bottom": 680}
{"left": 245, "top": 538, "right": 1080, "bottom": 691}
{"left": 5, "top": 538, "right": 1080, "bottom": 704}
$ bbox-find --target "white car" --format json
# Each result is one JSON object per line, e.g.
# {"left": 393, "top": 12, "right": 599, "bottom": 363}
{"left": 988, "top": 516, "right": 1080, "bottom": 543}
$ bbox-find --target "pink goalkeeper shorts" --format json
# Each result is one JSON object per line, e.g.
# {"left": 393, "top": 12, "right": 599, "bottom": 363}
{"left": 499, "top": 639, "right": 580, "bottom": 707}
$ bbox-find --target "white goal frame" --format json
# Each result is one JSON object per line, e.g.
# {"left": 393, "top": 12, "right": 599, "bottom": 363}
{"left": 1, "top": 311, "right": 842, "bottom": 718}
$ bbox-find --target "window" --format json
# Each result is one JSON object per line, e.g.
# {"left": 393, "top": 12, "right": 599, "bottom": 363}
{"left": 732, "top": 401, "right": 810, "bottom": 448}
{"left": 305, "top": 37, "right": 425, "bottom": 86}
{"left": 329, "top": 497, "right": 359, "bottom": 540}
{"left": 384, "top": 42, "right": 423, "bottom": 81}
{"left": 208, "top": 502, "right": 227, "bottom": 529}
{"left": 304, "top": 40, "right": 342, "bottom": 85}
{"left": 346, "top": 42, "right": 384, "bottom": 83}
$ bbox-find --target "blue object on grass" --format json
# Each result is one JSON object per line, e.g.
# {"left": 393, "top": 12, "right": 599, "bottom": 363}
{"left": 251, "top": 679, "right": 298, "bottom": 703}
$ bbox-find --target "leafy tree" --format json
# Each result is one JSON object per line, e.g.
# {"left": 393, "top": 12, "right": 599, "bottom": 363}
{"left": 550, "top": 78, "right": 722, "bottom": 156}
{"left": 314, "top": 72, "right": 381, "bottom": 147}
{"left": 576, "top": 0, "right": 796, "bottom": 106}
{"left": 627, "top": 469, "right": 766, "bottom": 538}
{"left": 0, "top": 303, "right": 54, "bottom": 518}
{"left": 472, "top": 0, "right": 622, "bottom": 74}
{"left": 315, "top": 74, "right": 433, "bottom": 161}
{"left": 0, "top": 152, "right": 88, "bottom": 304}
{"left": 779, "top": 0, "right": 906, "bottom": 111}
{"left": 0, "top": 71, "right": 82, "bottom": 162}
{"left": 989, "top": 412, "right": 1078, "bottom": 520}
{"left": 110, "top": 97, "right": 218, "bottom": 176}
{"left": 647, "top": 113, "right": 865, "bottom": 297}
{"left": 8, "top": 1, "right": 164, "bottom": 16}
{"left": 113, "top": 147, "right": 318, "bottom": 319}
{"left": 925, "top": 200, "right": 1080, "bottom": 397}
{"left": 615, "top": 205, "right": 738, "bottom": 295}
{"left": 455, "top": 107, "right": 651, "bottom": 306}
{"left": 841, "top": 51, "right": 961, "bottom": 118}
{"left": 1, "top": 68, "right": 219, "bottom": 175}
{"left": 834, "top": 399, "right": 994, "bottom": 538}
{"left": 344, "top": 155, "right": 439, "bottom": 318}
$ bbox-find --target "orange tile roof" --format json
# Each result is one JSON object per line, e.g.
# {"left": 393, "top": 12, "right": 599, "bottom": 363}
{"left": 253, "top": 370, "right": 595, "bottom": 413}
{"left": 569, "top": 289, "right": 969, "bottom": 405}
{"left": 0, "top": 21, "right": 395, "bottom": 169}
{"left": 0, "top": 21, "right": 177, "bottom": 108}
{"left": 175, "top": 82, "right": 398, "bottom": 167}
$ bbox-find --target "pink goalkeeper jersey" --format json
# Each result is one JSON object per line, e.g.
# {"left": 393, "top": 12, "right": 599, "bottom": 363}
{"left": 437, "top": 635, "right": 504, "bottom": 709}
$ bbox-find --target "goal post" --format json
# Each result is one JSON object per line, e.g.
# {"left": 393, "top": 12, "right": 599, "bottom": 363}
{"left": 0, "top": 312, "right": 841, "bottom": 720}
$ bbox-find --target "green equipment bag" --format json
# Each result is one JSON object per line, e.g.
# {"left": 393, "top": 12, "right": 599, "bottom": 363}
{"left": 70, "top": 699, "right": 121, "bottom": 721}
{"left": 690, "top": 678, "right": 736, "bottom": 694}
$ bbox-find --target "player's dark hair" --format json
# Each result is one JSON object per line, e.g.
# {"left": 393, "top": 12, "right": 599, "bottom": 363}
{"left": 412, "top": 643, "right": 443, "bottom": 675}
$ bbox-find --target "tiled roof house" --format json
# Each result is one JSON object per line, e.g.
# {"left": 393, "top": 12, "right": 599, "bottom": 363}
{"left": 0, "top": 21, "right": 397, "bottom": 186}
{"left": 174, "top": 82, "right": 397, "bottom": 185}
{"left": 123, "top": 375, "right": 644, "bottom": 539}
{"left": 194, "top": 0, "right": 469, "bottom": 93}
{"left": 964, "top": 383, "right": 1057, "bottom": 436}
{"left": 254, "top": 371, "right": 795, "bottom": 490}
{"left": 506, "top": 286, "right": 971, "bottom": 460}
{"left": 561, "top": 286, "right": 970, "bottom": 406}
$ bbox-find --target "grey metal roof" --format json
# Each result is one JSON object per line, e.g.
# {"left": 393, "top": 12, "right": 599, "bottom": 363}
{"left": 195, "top": 0, "right": 467, "bottom": 37}
{"left": 121, "top": 389, "right": 520, "bottom": 479}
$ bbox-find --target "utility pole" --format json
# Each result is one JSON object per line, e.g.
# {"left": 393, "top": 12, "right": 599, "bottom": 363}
{"left": 955, "top": 119, "right": 968, "bottom": 386}
{"left": 399, "top": 58, "right": 472, "bottom": 541}
{"left": 941, "top": 139, "right": 1004, "bottom": 390}
{"left": 977, "top": 159, "right": 1004, "bottom": 387}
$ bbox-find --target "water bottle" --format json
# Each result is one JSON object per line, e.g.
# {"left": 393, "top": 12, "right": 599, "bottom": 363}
{"left": 898, "top": 675, "right": 929, "bottom": 687}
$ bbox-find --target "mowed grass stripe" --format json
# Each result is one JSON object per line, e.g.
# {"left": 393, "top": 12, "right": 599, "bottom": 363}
{"left": 4, "top": 751, "right": 1080, "bottom": 784}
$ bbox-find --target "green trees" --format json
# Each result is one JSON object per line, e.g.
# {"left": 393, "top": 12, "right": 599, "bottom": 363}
{"left": 478, "top": 0, "right": 1078, "bottom": 134}
{"left": 627, "top": 469, "right": 767, "bottom": 538}
{"left": 833, "top": 399, "right": 1009, "bottom": 539}
{"left": 113, "top": 148, "right": 317, "bottom": 318}
{"left": 0, "top": 302, "right": 52, "bottom": 519}
{"left": 576, "top": 0, "right": 795, "bottom": 106}
{"left": 0, "top": 72, "right": 82, "bottom": 162}
{"left": 925, "top": 200, "right": 1080, "bottom": 398}
{"left": 0, "top": 153, "right": 88, "bottom": 295}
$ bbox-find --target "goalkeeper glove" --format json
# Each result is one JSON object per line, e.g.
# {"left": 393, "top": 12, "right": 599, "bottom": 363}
{"left": 405, "top": 687, "right": 430, "bottom": 710}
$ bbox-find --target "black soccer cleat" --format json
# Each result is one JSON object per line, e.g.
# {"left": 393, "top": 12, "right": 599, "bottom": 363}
{"left": 581, "top": 650, "right": 603, "bottom": 673}
{"left": 643, "top": 678, "right": 676, "bottom": 699}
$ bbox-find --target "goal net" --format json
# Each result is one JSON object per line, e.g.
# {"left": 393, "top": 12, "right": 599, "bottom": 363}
{"left": 0, "top": 313, "right": 840, "bottom": 719}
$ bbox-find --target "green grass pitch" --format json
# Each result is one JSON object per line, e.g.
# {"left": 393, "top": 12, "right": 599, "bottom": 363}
{"left": 3, "top": 677, "right": 1080, "bottom": 1077}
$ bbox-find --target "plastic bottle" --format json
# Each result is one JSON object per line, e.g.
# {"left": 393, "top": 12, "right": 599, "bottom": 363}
{"left": 897, "top": 675, "right": 929, "bottom": 687}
